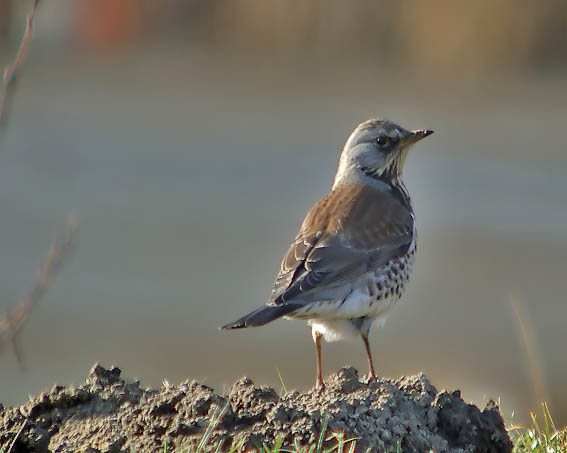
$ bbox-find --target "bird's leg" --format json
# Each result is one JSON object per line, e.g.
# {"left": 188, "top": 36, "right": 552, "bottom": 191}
{"left": 313, "top": 330, "right": 325, "bottom": 390}
{"left": 362, "top": 334, "right": 377, "bottom": 380}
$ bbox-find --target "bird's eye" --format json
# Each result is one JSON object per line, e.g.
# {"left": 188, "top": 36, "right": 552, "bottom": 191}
{"left": 376, "top": 136, "right": 390, "bottom": 147}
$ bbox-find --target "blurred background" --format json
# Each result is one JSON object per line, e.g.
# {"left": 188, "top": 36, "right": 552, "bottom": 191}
{"left": 1, "top": 0, "right": 566, "bottom": 425}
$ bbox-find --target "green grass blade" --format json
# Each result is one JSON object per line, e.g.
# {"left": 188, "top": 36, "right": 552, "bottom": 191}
{"left": 316, "top": 413, "right": 330, "bottom": 453}
{"left": 214, "top": 438, "right": 225, "bottom": 453}
{"left": 273, "top": 437, "right": 286, "bottom": 452}
{"left": 332, "top": 432, "right": 344, "bottom": 453}
{"left": 542, "top": 401, "right": 555, "bottom": 437}
{"left": 346, "top": 440, "right": 357, "bottom": 453}
{"left": 196, "top": 399, "right": 230, "bottom": 453}
{"left": 276, "top": 368, "right": 288, "bottom": 394}
{"left": 530, "top": 411, "right": 542, "bottom": 436}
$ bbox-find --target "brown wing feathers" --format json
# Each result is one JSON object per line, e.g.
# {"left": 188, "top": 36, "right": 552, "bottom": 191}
{"left": 270, "top": 184, "right": 414, "bottom": 304}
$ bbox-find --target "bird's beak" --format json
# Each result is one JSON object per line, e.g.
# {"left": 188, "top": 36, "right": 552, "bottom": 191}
{"left": 402, "top": 129, "right": 434, "bottom": 146}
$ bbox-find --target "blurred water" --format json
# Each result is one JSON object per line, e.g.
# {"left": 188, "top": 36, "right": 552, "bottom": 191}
{"left": 0, "top": 47, "right": 566, "bottom": 425}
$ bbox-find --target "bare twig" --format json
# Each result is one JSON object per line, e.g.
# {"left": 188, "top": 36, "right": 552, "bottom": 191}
{"left": 0, "top": 0, "right": 41, "bottom": 131}
{"left": 0, "top": 216, "right": 78, "bottom": 368}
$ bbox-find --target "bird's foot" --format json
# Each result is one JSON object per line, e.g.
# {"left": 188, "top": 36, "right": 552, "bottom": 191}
{"left": 314, "top": 379, "right": 326, "bottom": 392}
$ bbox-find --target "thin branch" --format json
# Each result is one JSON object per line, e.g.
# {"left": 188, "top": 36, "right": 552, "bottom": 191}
{"left": 0, "top": 0, "right": 41, "bottom": 131}
{"left": 508, "top": 294, "right": 550, "bottom": 411}
{"left": 0, "top": 215, "right": 78, "bottom": 368}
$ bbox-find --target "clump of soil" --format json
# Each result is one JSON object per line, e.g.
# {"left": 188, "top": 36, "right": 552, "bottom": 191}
{"left": 0, "top": 364, "right": 511, "bottom": 452}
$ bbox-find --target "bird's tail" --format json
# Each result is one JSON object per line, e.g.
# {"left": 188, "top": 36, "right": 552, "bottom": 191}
{"left": 220, "top": 304, "right": 299, "bottom": 329}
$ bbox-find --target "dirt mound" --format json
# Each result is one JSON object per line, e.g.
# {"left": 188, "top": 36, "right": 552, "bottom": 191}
{"left": 0, "top": 364, "right": 511, "bottom": 452}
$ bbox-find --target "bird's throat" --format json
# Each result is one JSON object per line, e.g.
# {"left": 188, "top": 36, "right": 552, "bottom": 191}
{"left": 359, "top": 166, "right": 412, "bottom": 210}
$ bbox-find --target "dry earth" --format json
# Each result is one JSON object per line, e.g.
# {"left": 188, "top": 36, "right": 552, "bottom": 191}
{"left": 0, "top": 364, "right": 512, "bottom": 452}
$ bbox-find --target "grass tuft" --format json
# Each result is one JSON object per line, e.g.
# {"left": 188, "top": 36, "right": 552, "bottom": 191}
{"left": 510, "top": 402, "right": 567, "bottom": 452}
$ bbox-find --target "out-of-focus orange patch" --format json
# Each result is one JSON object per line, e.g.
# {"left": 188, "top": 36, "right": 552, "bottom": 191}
{"left": 75, "top": 0, "right": 141, "bottom": 50}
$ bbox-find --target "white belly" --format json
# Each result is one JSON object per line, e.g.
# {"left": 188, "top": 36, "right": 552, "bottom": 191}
{"left": 290, "top": 248, "right": 416, "bottom": 342}
{"left": 308, "top": 297, "right": 396, "bottom": 342}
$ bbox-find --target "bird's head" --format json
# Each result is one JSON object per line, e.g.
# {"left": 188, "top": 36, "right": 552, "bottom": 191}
{"left": 333, "top": 119, "right": 433, "bottom": 188}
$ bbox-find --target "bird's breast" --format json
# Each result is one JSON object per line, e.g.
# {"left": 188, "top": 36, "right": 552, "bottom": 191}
{"left": 368, "top": 247, "right": 415, "bottom": 307}
{"left": 289, "top": 246, "right": 416, "bottom": 322}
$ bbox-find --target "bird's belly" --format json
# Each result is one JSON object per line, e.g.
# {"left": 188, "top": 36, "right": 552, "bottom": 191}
{"left": 291, "top": 250, "right": 415, "bottom": 321}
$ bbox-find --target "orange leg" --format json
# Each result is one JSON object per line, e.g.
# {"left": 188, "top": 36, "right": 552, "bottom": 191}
{"left": 314, "top": 331, "right": 325, "bottom": 390}
{"left": 362, "top": 334, "right": 377, "bottom": 380}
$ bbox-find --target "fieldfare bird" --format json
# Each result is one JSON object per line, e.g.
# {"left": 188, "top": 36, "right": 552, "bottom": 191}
{"left": 222, "top": 119, "right": 433, "bottom": 389}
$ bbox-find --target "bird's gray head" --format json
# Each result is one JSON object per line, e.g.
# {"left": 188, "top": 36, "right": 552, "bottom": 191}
{"left": 333, "top": 119, "right": 433, "bottom": 188}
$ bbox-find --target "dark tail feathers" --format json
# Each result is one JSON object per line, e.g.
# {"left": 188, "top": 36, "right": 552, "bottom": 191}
{"left": 220, "top": 304, "right": 299, "bottom": 330}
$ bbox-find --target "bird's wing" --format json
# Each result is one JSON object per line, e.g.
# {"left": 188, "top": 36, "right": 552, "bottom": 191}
{"left": 270, "top": 184, "right": 414, "bottom": 305}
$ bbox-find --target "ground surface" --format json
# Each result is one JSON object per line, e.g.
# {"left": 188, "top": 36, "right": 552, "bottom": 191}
{"left": 0, "top": 364, "right": 512, "bottom": 452}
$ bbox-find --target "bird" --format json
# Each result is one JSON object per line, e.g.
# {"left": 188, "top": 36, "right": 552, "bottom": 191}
{"left": 221, "top": 119, "right": 433, "bottom": 389}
